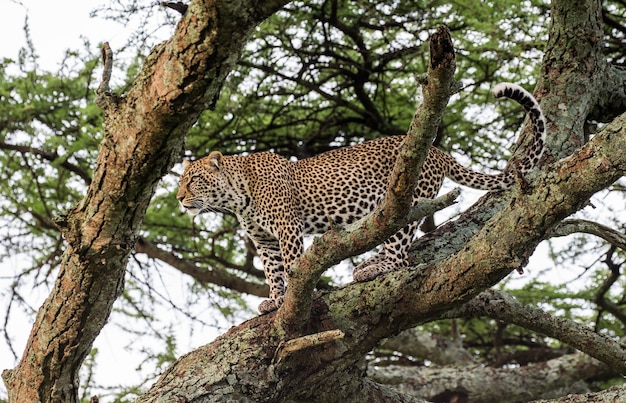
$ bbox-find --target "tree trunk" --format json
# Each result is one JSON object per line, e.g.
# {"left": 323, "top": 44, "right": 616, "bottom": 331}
{"left": 1, "top": 1, "right": 289, "bottom": 401}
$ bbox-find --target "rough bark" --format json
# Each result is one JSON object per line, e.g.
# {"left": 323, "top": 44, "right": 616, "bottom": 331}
{"left": 535, "top": 386, "right": 626, "bottom": 403}
{"left": 368, "top": 352, "right": 607, "bottom": 403}
{"left": 539, "top": 0, "right": 618, "bottom": 158}
{"left": 1, "top": 0, "right": 290, "bottom": 401}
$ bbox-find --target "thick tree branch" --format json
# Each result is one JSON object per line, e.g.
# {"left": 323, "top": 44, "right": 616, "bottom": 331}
{"left": 535, "top": 385, "right": 626, "bottom": 402}
{"left": 310, "top": 369, "right": 428, "bottom": 403}
{"left": 2, "top": 0, "right": 291, "bottom": 401}
{"left": 445, "top": 289, "right": 626, "bottom": 374}
{"left": 369, "top": 351, "right": 608, "bottom": 402}
{"left": 548, "top": 218, "right": 626, "bottom": 251}
{"left": 539, "top": 0, "right": 606, "bottom": 158}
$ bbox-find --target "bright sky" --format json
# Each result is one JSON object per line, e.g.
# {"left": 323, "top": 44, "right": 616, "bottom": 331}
{"left": 2, "top": 1, "right": 131, "bottom": 68}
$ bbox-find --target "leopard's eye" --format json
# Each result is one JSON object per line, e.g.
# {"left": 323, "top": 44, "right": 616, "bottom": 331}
{"left": 187, "top": 174, "right": 201, "bottom": 187}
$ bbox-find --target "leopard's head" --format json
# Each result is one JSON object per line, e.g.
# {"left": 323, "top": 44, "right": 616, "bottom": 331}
{"left": 176, "top": 151, "right": 233, "bottom": 216}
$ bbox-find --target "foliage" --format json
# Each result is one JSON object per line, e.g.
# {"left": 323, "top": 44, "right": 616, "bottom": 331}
{"left": 190, "top": 0, "right": 549, "bottom": 165}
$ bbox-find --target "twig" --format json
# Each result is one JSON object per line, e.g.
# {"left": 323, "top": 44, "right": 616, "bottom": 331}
{"left": 272, "top": 329, "right": 345, "bottom": 364}
{"left": 595, "top": 246, "right": 626, "bottom": 328}
{"left": 97, "top": 42, "right": 113, "bottom": 96}
{"left": 95, "top": 42, "right": 121, "bottom": 113}
{"left": 161, "top": 2, "right": 188, "bottom": 15}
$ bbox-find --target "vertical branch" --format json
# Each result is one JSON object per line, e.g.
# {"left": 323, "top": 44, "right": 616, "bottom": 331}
{"left": 380, "top": 25, "right": 457, "bottom": 221}
{"left": 276, "top": 25, "right": 457, "bottom": 334}
{"left": 97, "top": 42, "right": 112, "bottom": 96}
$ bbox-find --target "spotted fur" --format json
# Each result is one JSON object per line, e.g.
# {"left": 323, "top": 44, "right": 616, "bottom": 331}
{"left": 177, "top": 83, "right": 545, "bottom": 314}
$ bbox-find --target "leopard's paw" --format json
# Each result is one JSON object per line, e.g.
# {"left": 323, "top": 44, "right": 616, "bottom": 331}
{"left": 258, "top": 295, "right": 284, "bottom": 314}
{"left": 353, "top": 259, "right": 403, "bottom": 282}
{"left": 258, "top": 299, "right": 277, "bottom": 314}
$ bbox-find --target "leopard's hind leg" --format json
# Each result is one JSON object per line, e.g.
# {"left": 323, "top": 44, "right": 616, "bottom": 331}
{"left": 352, "top": 159, "right": 444, "bottom": 282}
{"left": 353, "top": 222, "right": 418, "bottom": 282}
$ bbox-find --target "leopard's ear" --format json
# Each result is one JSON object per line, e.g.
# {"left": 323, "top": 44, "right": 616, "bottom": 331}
{"left": 207, "top": 151, "right": 223, "bottom": 170}
{"left": 182, "top": 159, "right": 190, "bottom": 169}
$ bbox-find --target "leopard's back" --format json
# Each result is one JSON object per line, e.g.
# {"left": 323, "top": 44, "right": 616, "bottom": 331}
{"left": 289, "top": 83, "right": 545, "bottom": 236}
{"left": 292, "top": 136, "right": 403, "bottom": 233}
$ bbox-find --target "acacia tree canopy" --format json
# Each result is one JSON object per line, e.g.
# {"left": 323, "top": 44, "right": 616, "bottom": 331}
{"left": 1, "top": 0, "right": 626, "bottom": 401}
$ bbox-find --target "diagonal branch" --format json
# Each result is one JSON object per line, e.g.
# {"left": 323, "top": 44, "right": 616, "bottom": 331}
{"left": 134, "top": 237, "right": 269, "bottom": 297}
{"left": 444, "top": 289, "right": 626, "bottom": 374}
{"left": 276, "top": 25, "right": 458, "bottom": 333}
{"left": 548, "top": 218, "right": 626, "bottom": 251}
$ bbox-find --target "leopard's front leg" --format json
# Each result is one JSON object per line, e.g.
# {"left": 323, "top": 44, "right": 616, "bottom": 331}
{"left": 248, "top": 219, "right": 304, "bottom": 314}
{"left": 262, "top": 221, "right": 304, "bottom": 311}
{"left": 253, "top": 237, "right": 287, "bottom": 314}
{"left": 242, "top": 216, "right": 287, "bottom": 314}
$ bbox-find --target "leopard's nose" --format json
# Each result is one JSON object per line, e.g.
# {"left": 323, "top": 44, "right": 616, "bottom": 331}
{"left": 176, "top": 195, "right": 184, "bottom": 203}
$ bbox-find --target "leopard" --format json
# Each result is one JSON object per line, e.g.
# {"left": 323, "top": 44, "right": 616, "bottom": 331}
{"left": 177, "top": 83, "right": 546, "bottom": 314}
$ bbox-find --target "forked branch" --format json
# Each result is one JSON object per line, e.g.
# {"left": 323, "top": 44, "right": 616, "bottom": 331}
{"left": 276, "top": 25, "right": 457, "bottom": 333}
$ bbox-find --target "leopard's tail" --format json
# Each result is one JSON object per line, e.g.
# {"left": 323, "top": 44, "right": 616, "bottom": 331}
{"left": 492, "top": 82, "right": 546, "bottom": 173}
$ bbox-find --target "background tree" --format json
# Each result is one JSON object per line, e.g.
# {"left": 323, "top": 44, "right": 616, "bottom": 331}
{"left": 1, "top": 0, "right": 626, "bottom": 401}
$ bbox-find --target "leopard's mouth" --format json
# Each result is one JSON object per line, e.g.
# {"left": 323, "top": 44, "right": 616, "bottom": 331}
{"left": 179, "top": 200, "right": 204, "bottom": 216}
{"left": 181, "top": 203, "right": 229, "bottom": 216}
{"left": 183, "top": 206, "right": 202, "bottom": 216}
